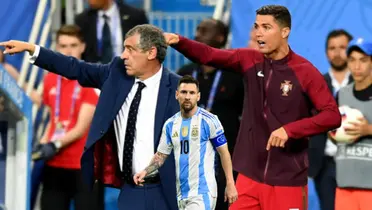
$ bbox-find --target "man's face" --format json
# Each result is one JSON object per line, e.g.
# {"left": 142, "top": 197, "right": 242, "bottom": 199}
{"left": 176, "top": 83, "right": 200, "bottom": 113}
{"left": 121, "top": 34, "right": 155, "bottom": 78}
{"left": 348, "top": 50, "right": 372, "bottom": 83}
{"left": 254, "top": 15, "right": 289, "bottom": 54}
{"left": 88, "top": 0, "right": 108, "bottom": 9}
{"left": 195, "top": 19, "right": 223, "bottom": 48}
{"left": 327, "top": 35, "right": 349, "bottom": 71}
{"left": 56, "top": 35, "right": 85, "bottom": 59}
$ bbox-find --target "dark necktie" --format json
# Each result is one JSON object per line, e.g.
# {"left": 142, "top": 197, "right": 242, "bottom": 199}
{"left": 122, "top": 82, "right": 146, "bottom": 182}
{"left": 101, "top": 14, "right": 113, "bottom": 64}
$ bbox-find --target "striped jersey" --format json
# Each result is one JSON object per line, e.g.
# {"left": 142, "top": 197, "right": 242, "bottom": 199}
{"left": 157, "top": 107, "right": 227, "bottom": 199}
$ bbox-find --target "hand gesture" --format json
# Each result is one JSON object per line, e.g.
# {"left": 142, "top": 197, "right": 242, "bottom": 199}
{"left": 31, "top": 143, "right": 58, "bottom": 161}
{"left": 163, "top": 33, "right": 180, "bottom": 45}
{"left": 344, "top": 117, "right": 371, "bottom": 142}
{"left": 266, "top": 127, "right": 289, "bottom": 150}
{"left": 224, "top": 182, "right": 238, "bottom": 205}
{"left": 0, "top": 40, "right": 35, "bottom": 55}
{"left": 133, "top": 170, "right": 147, "bottom": 186}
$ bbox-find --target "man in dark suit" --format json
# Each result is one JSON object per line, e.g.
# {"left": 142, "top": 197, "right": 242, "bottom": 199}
{"left": 75, "top": 0, "right": 148, "bottom": 63}
{"left": 309, "top": 29, "right": 353, "bottom": 210}
{"left": 1, "top": 24, "right": 179, "bottom": 210}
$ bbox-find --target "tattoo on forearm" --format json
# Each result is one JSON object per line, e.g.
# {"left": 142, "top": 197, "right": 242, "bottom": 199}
{"left": 145, "top": 152, "right": 168, "bottom": 175}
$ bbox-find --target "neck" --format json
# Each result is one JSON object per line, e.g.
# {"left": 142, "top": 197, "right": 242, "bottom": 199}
{"left": 181, "top": 107, "right": 198, "bottom": 119}
{"left": 137, "top": 63, "right": 161, "bottom": 81}
{"left": 355, "top": 76, "right": 372, "bottom": 91}
{"left": 330, "top": 68, "right": 348, "bottom": 84}
{"left": 265, "top": 42, "right": 290, "bottom": 60}
{"left": 201, "top": 65, "right": 216, "bottom": 74}
{"left": 102, "top": 0, "right": 113, "bottom": 11}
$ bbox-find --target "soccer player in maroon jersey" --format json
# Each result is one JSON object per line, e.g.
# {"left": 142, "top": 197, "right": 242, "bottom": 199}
{"left": 164, "top": 4, "right": 341, "bottom": 210}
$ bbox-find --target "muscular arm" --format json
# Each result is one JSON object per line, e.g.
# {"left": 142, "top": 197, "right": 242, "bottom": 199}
{"left": 283, "top": 64, "right": 341, "bottom": 139}
{"left": 172, "top": 36, "right": 256, "bottom": 73}
{"left": 144, "top": 151, "right": 169, "bottom": 176}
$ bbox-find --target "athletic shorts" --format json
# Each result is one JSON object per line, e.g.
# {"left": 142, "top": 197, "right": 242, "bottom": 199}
{"left": 335, "top": 187, "right": 372, "bottom": 210}
{"left": 178, "top": 193, "right": 217, "bottom": 210}
{"left": 229, "top": 173, "right": 307, "bottom": 210}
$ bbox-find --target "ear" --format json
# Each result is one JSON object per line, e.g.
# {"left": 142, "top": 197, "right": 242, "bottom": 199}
{"left": 216, "top": 34, "right": 224, "bottom": 45}
{"left": 80, "top": 43, "right": 86, "bottom": 54}
{"left": 197, "top": 92, "right": 200, "bottom": 102}
{"left": 175, "top": 90, "right": 179, "bottom": 100}
{"left": 147, "top": 46, "right": 157, "bottom": 60}
{"left": 281, "top": 27, "right": 290, "bottom": 39}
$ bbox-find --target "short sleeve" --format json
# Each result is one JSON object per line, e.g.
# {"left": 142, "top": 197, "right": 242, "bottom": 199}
{"left": 208, "top": 115, "right": 227, "bottom": 148}
{"left": 157, "top": 121, "right": 173, "bottom": 155}
{"left": 80, "top": 86, "right": 99, "bottom": 106}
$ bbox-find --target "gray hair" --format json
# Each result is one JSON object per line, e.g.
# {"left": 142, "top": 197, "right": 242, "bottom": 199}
{"left": 125, "top": 24, "right": 167, "bottom": 63}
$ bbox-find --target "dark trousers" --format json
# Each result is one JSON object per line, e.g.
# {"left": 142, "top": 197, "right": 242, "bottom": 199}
{"left": 314, "top": 156, "right": 337, "bottom": 210}
{"left": 117, "top": 183, "right": 169, "bottom": 210}
{"left": 41, "top": 166, "right": 104, "bottom": 210}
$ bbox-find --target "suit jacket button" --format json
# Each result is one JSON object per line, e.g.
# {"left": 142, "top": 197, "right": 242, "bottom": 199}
{"left": 100, "top": 130, "right": 104, "bottom": 135}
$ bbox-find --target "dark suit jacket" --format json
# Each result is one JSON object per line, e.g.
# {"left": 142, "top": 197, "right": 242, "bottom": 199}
{"left": 75, "top": 2, "right": 148, "bottom": 63}
{"left": 308, "top": 72, "right": 353, "bottom": 178}
{"left": 33, "top": 47, "right": 180, "bottom": 210}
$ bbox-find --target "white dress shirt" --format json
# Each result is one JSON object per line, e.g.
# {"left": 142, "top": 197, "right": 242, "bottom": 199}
{"left": 324, "top": 70, "right": 350, "bottom": 157}
{"left": 114, "top": 67, "right": 163, "bottom": 175}
{"left": 97, "top": 2, "right": 123, "bottom": 56}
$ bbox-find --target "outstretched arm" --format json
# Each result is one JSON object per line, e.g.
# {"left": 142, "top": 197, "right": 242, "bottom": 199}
{"left": 0, "top": 40, "right": 110, "bottom": 89}
{"left": 165, "top": 33, "right": 255, "bottom": 73}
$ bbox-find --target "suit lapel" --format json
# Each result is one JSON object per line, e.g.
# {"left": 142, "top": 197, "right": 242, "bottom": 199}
{"left": 154, "top": 69, "right": 172, "bottom": 150}
{"left": 112, "top": 67, "right": 135, "bottom": 118}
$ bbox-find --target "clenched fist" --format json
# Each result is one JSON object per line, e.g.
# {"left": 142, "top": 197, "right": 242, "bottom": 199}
{"left": 163, "top": 33, "right": 180, "bottom": 45}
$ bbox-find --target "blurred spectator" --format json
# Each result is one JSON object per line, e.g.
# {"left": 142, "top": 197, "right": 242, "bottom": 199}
{"left": 75, "top": 0, "right": 148, "bottom": 63}
{"left": 332, "top": 38, "right": 372, "bottom": 210}
{"left": 309, "top": 29, "right": 353, "bottom": 210}
{"left": 33, "top": 25, "right": 103, "bottom": 210}
{"left": 0, "top": 50, "right": 41, "bottom": 106}
{"left": 177, "top": 18, "right": 244, "bottom": 210}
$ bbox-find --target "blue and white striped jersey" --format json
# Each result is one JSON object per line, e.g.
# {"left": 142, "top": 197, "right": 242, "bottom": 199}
{"left": 157, "top": 107, "right": 227, "bottom": 199}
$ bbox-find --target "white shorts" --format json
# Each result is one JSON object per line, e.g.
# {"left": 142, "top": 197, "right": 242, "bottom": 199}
{"left": 178, "top": 193, "right": 217, "bottom": 210}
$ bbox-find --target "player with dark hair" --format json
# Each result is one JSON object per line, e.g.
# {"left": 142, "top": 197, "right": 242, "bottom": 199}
{"left": 165, "top": 4, "right": 341, "bottom": 210}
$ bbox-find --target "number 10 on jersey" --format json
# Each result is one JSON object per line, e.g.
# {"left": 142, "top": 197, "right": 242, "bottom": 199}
{"left": 180, "top": 139, "right": 189, "bottom": 154}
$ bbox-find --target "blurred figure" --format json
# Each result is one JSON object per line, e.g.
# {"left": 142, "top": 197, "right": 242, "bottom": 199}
{"left": 247, "top": 27, "right": 259, "bottom": 50}
{"left": 177, "top": 18, "right": 244, "bottom": 210}
{"left": 33, "top": 25, "right": 102, "bottom": 210}
{"left": 0, "top": 50, "right": 41, "bottom": 106}
{"left": 75, "top": 0, "right": 148, "bottom": 63}
{"left": 309, "top": 29, "right": 353, "bottom": 210}
{"left": 332, "top": 38, "right": 372, "bottom": 210}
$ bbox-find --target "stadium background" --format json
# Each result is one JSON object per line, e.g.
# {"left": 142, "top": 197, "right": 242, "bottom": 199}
{"left": 0, "top": 0, "right": 372, "bottom": 209}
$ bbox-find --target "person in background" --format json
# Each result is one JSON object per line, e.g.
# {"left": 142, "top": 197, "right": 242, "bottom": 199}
{"left": 332, "top": 38, "right": 372, "bottom": 210}
{"left": 177, "top": 18, "right": 244, "bottom": 210}
{"left": 75, "top": 0, "right": 148, "bottom": 63}
{"left": 309, "top": 29, "right": 353, "bottom": 210}
{"left": 31, "top": 25, "right": 103, "bottom": 210}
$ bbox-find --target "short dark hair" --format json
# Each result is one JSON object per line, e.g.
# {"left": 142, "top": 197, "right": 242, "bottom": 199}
{"left": 326, "top": 29, "right": 353, "bottom": 50}
{"left": 56, "top": 25, "right": 84, "bottom": 42}
{"left": 256, "top": 5, "right": 291, "bottom": 29}
{"left": 125, "top": 24, "right": 167, "bottom": 64}
{"left": 178, "top": 75, "right": 199, "bottom": 90}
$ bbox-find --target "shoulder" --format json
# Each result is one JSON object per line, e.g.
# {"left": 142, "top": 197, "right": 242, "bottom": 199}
{"left": 288, "top": 52, "right": 323, "bottom": 79}
{"left": 164, "top": 112, "right": 180, "bottom": 127}
{"left": 75, "top": 8, "right": 96, "bottom": 23}
{"left": 118, "top": 2, "right": 146, "bottom": 16}
{"left": 340, "top": 83, "right": 354, "bottom": 93}
{"left": 199, "top": 109, "right": 220, "bottom": 126}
